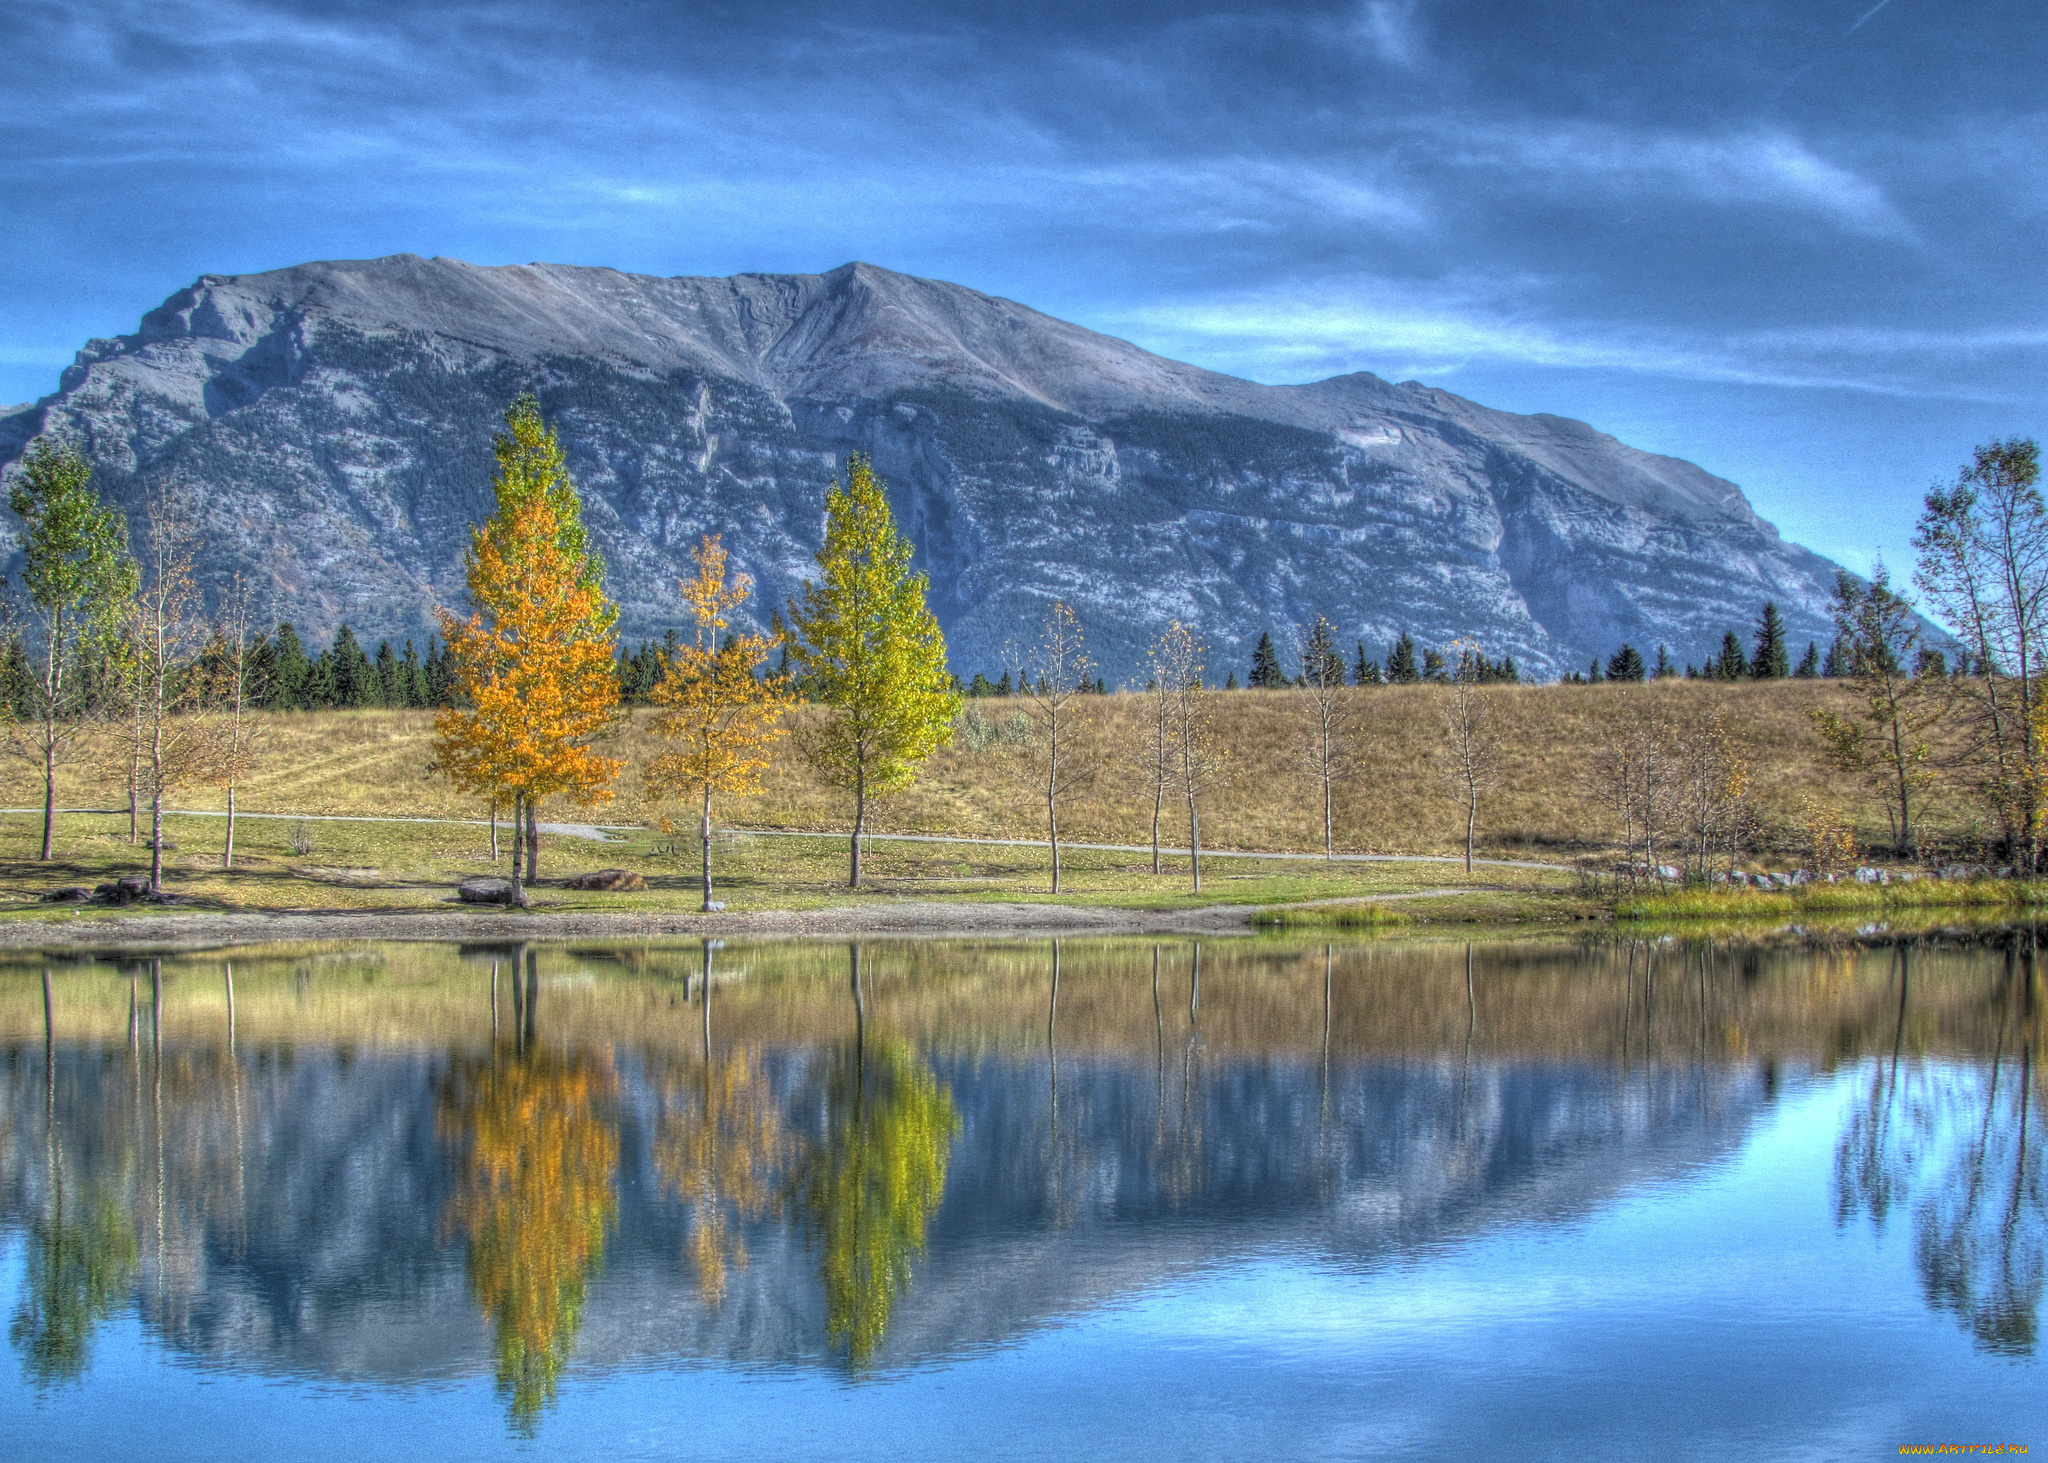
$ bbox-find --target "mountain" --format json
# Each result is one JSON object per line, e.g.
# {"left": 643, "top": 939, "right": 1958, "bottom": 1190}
{"left": 0, "top": 254, "right": 1847, "bottom": 680}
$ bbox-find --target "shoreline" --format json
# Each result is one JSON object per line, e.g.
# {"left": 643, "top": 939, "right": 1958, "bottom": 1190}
{"left": 0, "top": 898, "right": 1285, "bottom": 951}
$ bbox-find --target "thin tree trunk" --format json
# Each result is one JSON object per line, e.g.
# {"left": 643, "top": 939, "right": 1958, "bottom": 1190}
{"left": 149, "top": 790, "right": 164, "bottom": 894}
{"left": 850, "top": 767, "right": 866, "bottom": 888}
{"left": 1186, "top": 790, "right": 1202, "bottom": 893}
{"left": 1323, "top": 771, "right": 1334, "bottom": 859}
{"left": 1150, "top": 781, "right": 1163, "bottom": 875}
{"left": 224, "top": 783, "right": 237, "bottom": 871}
{"left": 127, "top": 751, "right": 138, "bottom": 844}
{"left": 701, "top": 784, "right": 715, "bottom": 912}
{"left": 525, "top": 800, "right": 539, "bottom": 881}
{"left": 1048, "top": 787, "right": 1061, "bottom": 894}
{"left": 523, "top": 946, "right": 538, "bottom": 1049}
{"left": 509, "top": 792, "right": 527, "bottom": 907}
{"left": 40, "top": 742, "right": 56, "bottom": 862}
{"left": 489, "top": 800, "right": 499, "bottom": 863}
{"left": 1466, "top": 790, "right": 1476, "bottom": 874}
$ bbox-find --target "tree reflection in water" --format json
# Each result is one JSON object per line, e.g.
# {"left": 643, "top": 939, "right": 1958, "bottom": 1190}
{"left": 786, "top": 947, "right": 960, "bottom": 1367}
{"left": 438, "top": 1045, "right": 619, "bottom": 1433}
{"left": 656, "top": 1050, "right": 795, "bottom": 1305}
{"left": 1835, "top": 945, "right": 2045, "bottom": 1355}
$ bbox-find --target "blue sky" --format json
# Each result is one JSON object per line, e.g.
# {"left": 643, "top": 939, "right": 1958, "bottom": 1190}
{"left": 1, "top": 0, "right": 2040, "bottom": 578}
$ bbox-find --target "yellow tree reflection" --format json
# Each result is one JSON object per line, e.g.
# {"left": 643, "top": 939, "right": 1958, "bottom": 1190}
{"left": 439, "top": 1050, "right": 619, "bottom": 1433}
{"left": 787, "top": 1039, "right": 958, "bottom": 1366}
{"left": 655, "top": 1049, "right": 795, "bottom": 1305}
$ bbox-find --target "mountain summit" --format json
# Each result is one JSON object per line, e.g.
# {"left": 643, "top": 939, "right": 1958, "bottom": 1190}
{"left": 1, "top": 254, "right": 1840, "bottom": 678}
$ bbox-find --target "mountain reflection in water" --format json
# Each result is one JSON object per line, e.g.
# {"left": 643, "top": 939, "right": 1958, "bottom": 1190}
{"left": 0, "top": 933, "right": 2040, "bottom": 1438}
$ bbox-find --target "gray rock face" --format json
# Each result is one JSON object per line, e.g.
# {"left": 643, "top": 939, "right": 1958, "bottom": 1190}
{"left": 0, "top": 254, "right": 1848, "bottom": 679}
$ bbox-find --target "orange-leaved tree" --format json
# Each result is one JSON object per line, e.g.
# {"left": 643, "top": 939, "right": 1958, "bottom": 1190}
{"left": 644, "top": 535, "right": 791, "bottom": 911}
{"left": 434, "top": 396, "right": 622, "bottom": 906}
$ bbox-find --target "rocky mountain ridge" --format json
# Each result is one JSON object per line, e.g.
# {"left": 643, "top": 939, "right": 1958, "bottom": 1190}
{"left": 0, "top": 254, "right": 1847, "bottom": 679}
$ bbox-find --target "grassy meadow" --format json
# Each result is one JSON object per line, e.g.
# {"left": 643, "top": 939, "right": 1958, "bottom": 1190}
{"left": 0, "top": 677, "right": 2020, "bottom": 925}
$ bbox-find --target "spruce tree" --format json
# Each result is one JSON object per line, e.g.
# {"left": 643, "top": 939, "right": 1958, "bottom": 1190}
{"left": 1606, "top": 644, "right": 1646, "bottom": 682}
{"left": 995, "top": 670, "right": 1013, "bottom": 696}
{"left": 328, "top": 625, "right": 374, "bottom": 708}
{"left": 1822, "top": 637, "right": 1845, "bottom": 678}
{"left": 1386, "top": 634, "right": 1419, "bottom": 684}
{"left": 267, "top": 623, "right": 311, "bottom": 709}
{"left": 1299, "top": 619, "right": 1346, "bottom": 688}
{"left": 1500, "top": 655, "right": 1518, "bottom": 684}
{"left": 1587, "top": 657, "right": 1604, "bottom": 684}
{"left": 1654, "top": 644, "right": 1675, "bottom": 679}
{"left": 1717, "top": 631, "right": 1749, "bottom": 681}
{"left": 1225, "top": 671, "right": 1240, "bottom": 689}
{"left": 373, "top": 639, "right": 400, "bottom": 707}
{"left": 967, "top": 673, "right": 996, "bottom": 697}
{"left": 1794, "top": 641, "right": 1820, "bottom": 679}
{"left": 1751, "top": 602, "right": 1790, "bottom": 679}
{"left": 1249, "top": 631, "right": 1286, "bottom": 688}
{"left": 1422, "top": 648, "right": 1447, "bottom": 682}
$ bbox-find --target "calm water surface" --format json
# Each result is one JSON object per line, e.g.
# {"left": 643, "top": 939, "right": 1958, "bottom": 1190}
{"left": 0, "top": 933, "right": 2039, "bottom": 1459}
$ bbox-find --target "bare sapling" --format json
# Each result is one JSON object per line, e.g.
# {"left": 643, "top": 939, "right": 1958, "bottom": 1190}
{"left": 128, "top": 490, "right": 219, "bottom": 894}
{"left": 1014, "top": 601, "right": 1098, "bottom": 893}
{"left": 1293, "top": 616, "right": 1356, "bottom": 858}
{"left": 203, "top": 576, "right": 267, "bottom": 870}
{"left": 1431, "top": 649, "right": 1500, "bottom": 873}
{"left": 1151, "top": 621, "right": 1225, "bottom": 892}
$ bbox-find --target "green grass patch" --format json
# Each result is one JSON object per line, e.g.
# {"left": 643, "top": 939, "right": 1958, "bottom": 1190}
{"left": 1251, "top": 901, "right": 1415, "bottom": 930}
{"left": 1615, "top": 878, "right": 2048, "bottom": 922}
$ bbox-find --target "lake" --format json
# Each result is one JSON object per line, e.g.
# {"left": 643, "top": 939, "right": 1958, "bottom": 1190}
{"left": 0, "top": 932, "right": 2039, "bottom": 1459}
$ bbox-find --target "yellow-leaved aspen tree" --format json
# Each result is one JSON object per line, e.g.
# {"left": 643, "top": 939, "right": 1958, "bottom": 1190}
{"left": 781, "top": 454, "right": 959, "bottom": 888}
{"left": 645, "top": 535, "right": 791, "bottom": 911}
{"left": 1015, "top": 601, "right": 1096, "bottom": 893}
{"left": 434, "top": 396, "right": 622, "bottom": 907}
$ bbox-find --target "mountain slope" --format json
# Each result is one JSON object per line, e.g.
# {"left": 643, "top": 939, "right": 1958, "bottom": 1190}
{"left": 0, "top": 254, "right": 1846, "bottom": 679}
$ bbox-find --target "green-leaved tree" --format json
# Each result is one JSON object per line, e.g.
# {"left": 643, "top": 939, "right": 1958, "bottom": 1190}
{"left": 3, "top": 438, "right": 137, "bottom": 860}
{"left": 783, "top": 454, "right": 960, "bottom": 887}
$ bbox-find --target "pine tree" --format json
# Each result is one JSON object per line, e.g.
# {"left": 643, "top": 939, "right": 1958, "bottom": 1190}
{"left": 1386, "top": 634, "right": 1419, "bottom": 684}
{"left": 1297, "top": 619, "right": 1346, "bottom": 689}
{"left": 781, "top": 453, "right": 960, "bottom": 888}
{"left": 1248, "top": 631, "right": 1286, "bottom": 688}
{"left": 327, "top": 625, "right": 374, "bottom": 708}
{"left": 1224, "top": 671, "right": 1239, "bottom": 689}
{"left": 1795, "top": 641, "right": 1820, "bottom": 679}
{"left": 1654, "top": 644, "right": 1675, "bottom": 679}
{"left": 1422, "top": 648, "right": 1447, "bottom": 682}
{"left": 373, "top": 639, "right": 400, "bottom": 707}
{"left": 1751, "top": 602, "right": 1790, "bottom": 679}
{"left": 1717, "top": 631, "right": 1749, "bottom": 681}
{"left": 1587, "top": 657, "right": 1604, "bottom": 684}
{"left": 1822, "top": 636, "right": 1845, "bottom": 678}
{"left": 266, "top": 623, "right": 312, "bottom": 709}
{"left": 1607, "top": 644, "right": 1646, "bottom": 682}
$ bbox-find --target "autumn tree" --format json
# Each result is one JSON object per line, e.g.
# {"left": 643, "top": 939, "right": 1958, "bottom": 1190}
{"left": 781, "top": 454, "right": 959, "bottom": 888}
{"left": 1812, "top": 566, "right": 1938, "bottom": 857}
{"left": 1014, "top": 601, "right": 1096, "bottom": 892}
{"left": 1151, "top": 621, "right": 1225, "bottom": 891}
{"left": 1582, "top": 689, "right": 1678, "bottom": 880}
{"left": 1293, "top": 616, "right": 1355, "bottom": 858}
{"left": 644, "top": 536, "right": 791, "bottom": 911}
{"left": 656, "top": 1043, "right": 796, "bottom": 1307}
{"left": 434, "top": 398, "right": 623, "bottom": 906}
{"left": 3, "top": 437, "right": 137, "bottom": 861}
{"left": 1672, "top": 704, "right": 1754, "bottom": 879}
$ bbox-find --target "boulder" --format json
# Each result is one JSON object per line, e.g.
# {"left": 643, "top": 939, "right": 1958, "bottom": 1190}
{"left": 93, "top": 875, "right": 155, "bottom": 905}
{"left": 42, "top": 886, "right": 93, "bottom": 903}
{"left": 1853, "top": 867, "right": 1881, "bottom": 884}
{"left": 459, "top": 877, "right": 519, "bottom": 905}
{"left": 566, "top": 869, "right": 647, "bottom": 891}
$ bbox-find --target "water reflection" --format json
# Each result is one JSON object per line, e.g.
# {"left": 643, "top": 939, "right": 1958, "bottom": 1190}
{"left": 0, "top": 931, "right": 2040, "bottom": 1436}
{"left": 1835, "top": 944, "right": 2044, "bottom": 1355}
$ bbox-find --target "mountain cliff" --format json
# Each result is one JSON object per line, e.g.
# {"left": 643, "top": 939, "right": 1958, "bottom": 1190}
{"left": 0, "top": 255, "right": 1846, "bottom": 679}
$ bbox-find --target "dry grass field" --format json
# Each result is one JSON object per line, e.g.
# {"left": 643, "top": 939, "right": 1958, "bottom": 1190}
{"left": 0, "top": 678, "right": 1968, "bottom": 859}
{"left": 0, "top": 679, "right": 2007, "bottom": 922}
